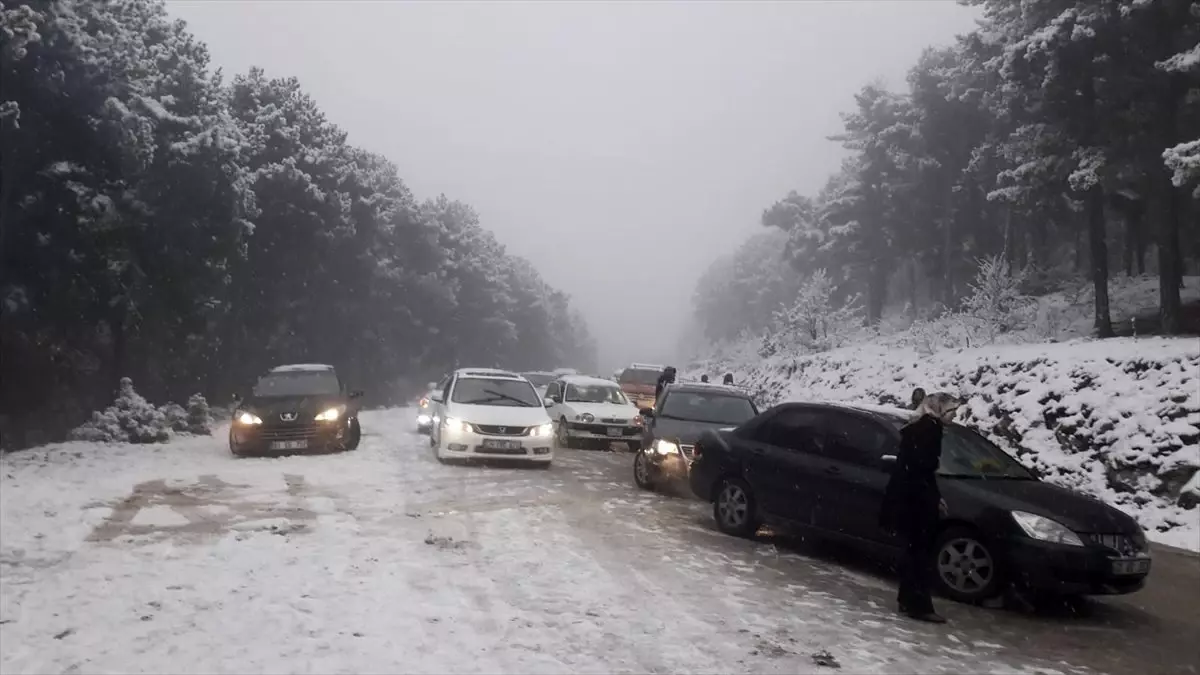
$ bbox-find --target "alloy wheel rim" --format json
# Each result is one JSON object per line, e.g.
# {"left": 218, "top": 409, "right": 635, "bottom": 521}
{"left": 936, "top": 537, "right": 995, "bottom": 594}
{"left": 634, "top": 452, "right": 648, "bottom": 484}
{"left": 717, "top": 484, "right": 748, "bottom": 528}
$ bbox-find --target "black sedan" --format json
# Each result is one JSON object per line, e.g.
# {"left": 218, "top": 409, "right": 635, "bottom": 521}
{"left": 689, "top": 401, "right": 1151, "bottom": 603}
{"left": 633, "top": 382, "right": 759, "bottom": 491}
{"left": 230, "top": 364, "right": 363, "bottom": 456}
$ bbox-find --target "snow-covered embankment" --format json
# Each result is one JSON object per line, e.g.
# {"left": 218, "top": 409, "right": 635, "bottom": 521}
{"left": 689, "top": 337, "right": 1200, "bottom": 551}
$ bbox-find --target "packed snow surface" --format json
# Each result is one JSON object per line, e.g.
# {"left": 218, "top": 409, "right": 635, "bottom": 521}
{"left": 1, "top": 408, "right": 1089, "bottom": 674}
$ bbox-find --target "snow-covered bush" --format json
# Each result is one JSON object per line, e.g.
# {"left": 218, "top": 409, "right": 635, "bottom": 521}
{"left": 761, "top": 270, "right": 861, "bottom": 356}
{"left": 964, "top": 254, "right": 1036, "bottom": 343}
{"left": 159, "top": 402, "right": 188, "bottom": 432}
{"left": 186, "top": 393, "right": 213, "bottom": 435}
{"left": 69, "top": 377, "right": 172, "bottom": 444}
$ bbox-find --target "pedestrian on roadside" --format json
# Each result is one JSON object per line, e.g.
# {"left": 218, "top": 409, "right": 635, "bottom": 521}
{"left": 910, "top": 387, "right": 926, "bottom": 409}
{"left": 723, "top": 373, "right": 734, "bottom": 386}
{"left": 879, "top": 392, "right": 961, "bottom": 624}
{"left": 700, "top": 374, "right": 710, "bottom": 383}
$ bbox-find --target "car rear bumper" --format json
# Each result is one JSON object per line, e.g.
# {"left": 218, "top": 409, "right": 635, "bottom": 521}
{"left": 1006, "top": 537, "right": 1150, "bottom": 596}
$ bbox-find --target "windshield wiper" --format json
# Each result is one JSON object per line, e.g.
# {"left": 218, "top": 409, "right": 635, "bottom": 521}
{"left": 478, "top": 389, "right": 535, "bottom": 407}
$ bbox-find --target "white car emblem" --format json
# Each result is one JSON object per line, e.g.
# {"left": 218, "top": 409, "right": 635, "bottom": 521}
{"left": 498, "top": 426, "right": 507, "bottom": 433}
{"left": 280, "top": 412, "right": 297, "bottom": 422}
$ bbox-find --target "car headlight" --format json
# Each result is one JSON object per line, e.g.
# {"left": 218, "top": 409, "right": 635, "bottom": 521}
{"left": 443, "top": 416, "right": 471, "bottom": 434}
{"left": 530, "top": 422, "right": 554, "bottom": 438}
{"left": 1011, "top": 511, "right": 1084, "bottom": 546}
{"left": 652, "top": 439, "right": 680, "bottom": 456}
{"left": 236, "top": 411, "right": 263, "bottom": 425}
{"left": 632, "top": 415, "right": 644, "bottom": 427}
{"left": 575, "top": 413, "right": 595, "bottom": 423}
{"left": 314, "top": 406, "right": 345, "bottom": 422}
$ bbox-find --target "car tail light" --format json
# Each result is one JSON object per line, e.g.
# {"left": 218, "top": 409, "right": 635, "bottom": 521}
{"left": 633, "top": 415, "right": 644, "bottom": 426}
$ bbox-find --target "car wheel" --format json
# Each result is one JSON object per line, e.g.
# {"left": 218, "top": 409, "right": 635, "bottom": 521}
{"left": 345, "top": 418, "right": 362, "bottom": 451}
{"left": 633, "top": 450, "right": 655, "bottom": 491}
{"left": 933, "top": 526, "right": 1005, "bottom": 603}
{"left": 713, "top": 477, "right": 759, "bottom": 538}
{"left": 556, "top": 418, "right": 572, "bottom": 449}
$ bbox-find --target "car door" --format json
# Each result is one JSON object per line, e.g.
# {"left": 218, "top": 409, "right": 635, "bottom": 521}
{"left": 811, "top": 410, "right": 899, "bottom": 545}
{"left": 544, "top": 380, "right": 564, "bottom": 418}
{"left": 736, "top": 406, "right": 831, "bottom": 527}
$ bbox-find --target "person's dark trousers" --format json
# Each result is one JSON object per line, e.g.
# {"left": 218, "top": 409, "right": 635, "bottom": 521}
{"left": 897, "top": 524, "right": 937, "bottom": 614}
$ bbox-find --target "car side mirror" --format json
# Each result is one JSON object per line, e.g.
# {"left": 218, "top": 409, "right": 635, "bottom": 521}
{"left": 639, "top": 407, "right": 655, "bottom": 417}
{"left": 430, "top": 392, "right": 444, "bottom": 403}
{"left": 349, "top": 390, "right": 364, "bottom": 399}
{"left": 543, "top": 397, "right": 555, "bottom": 408}
{"left": 551, "top": 395, "right": 562, "bottom": 404}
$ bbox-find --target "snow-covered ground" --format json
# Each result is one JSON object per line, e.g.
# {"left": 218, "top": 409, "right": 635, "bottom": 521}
{"left": 2, "top": 408, "right": 1093, "bottom": 674}
{"left": 688, "top": 336, "right": 1200, "bottom": 552}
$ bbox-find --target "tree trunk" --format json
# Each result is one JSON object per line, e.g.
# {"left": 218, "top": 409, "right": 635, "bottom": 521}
{"left": 110, "top": 304, "right": 128, "bottom": 391}
{"left": 1087, "top": 187, "right": 1114, "bottom": 337}
{"left": 866, "top": 263, "right": 887, "bottom": 326}
{"left": 907, "top": 259, "right": 919, "bottom": 318}
{"left": 1156, "top": 0, "right": 1184, "bottom": 333}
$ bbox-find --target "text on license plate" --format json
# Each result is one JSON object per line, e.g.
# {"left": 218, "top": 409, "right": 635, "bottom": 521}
{"left": 482, "top": 439, "right": 521, "bottom": 450}
{"left": 1111, "top": 559, "right": 1150, "bottom": 575}
{"left": 270, "top": 440, "right": 308, "bottom": 450}
{"left": 605, "top": 427, "right": 622, "bottom": 437}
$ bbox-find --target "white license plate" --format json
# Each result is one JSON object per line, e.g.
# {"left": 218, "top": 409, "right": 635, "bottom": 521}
{"left": 606, "top": 427, "right": 622, "bottom": 437}
{"left": 1111, "top": 558, "right": 1150, "bottom": 575}
{"left": 482, "top": 439, "right": 521, "bottom": 450}
{"left": 270, "top": 440, "right": 308, "bottom": 451}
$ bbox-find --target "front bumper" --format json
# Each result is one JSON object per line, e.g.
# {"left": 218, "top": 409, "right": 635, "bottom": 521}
{"left": 564, "top": 422, "right": 642, "bottom": 445}
{"left": 645, "top": 444, "right": 693, "bottom": 481}
{"left": 1006, "top": 537, "right": 1150, "bottom": 596}
{"left": 231, "top": 419, "right": 347, "bottom": 454}
{"left": 439, "top": 425, "right": 554, "bottom": 462}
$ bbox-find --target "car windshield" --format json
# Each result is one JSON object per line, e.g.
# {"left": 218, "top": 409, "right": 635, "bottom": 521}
{"left": 522, "top": 372, "right": 554, "bottom": 387}
{"left": 253, "top": 371, "right": 340, "bottom": 397}
{"left": 937, "top": 425, "right": 1036, "bottom": 479}
{"left": 659, "top": 391, "right": 757, "bottom": 425}
{"left": 452, "top": 378, "right": 540, "bottom": 407}
{"left": 565, "top": 383, "right": 627, "bottom": 404}
{"left": 619, "top": 368, "right": 661, "bottom": 387}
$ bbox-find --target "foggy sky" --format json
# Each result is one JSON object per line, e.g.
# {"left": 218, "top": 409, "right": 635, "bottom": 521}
{"left": 169, "top": 0, "right": 979, "bottom": 372}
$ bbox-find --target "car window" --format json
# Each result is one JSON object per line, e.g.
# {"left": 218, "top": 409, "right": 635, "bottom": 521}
{"left": 451, "top": 377, "right": 541, "bottom": 407}
{"left": 938, "top": 425, "right": 1035, "bottom": 479}
{"left": 545, "top": 381, "right": 561, "bottom": 399}
{"left": 659, "top": 391, "right": 758, "bottom": 426}
{"left": 822, "top": 412, "right": 895, "bottom": 466}
{"left": 751, "top": 407, "right": 826, "bottom": 454}
{"left": 522, "top": 372, "right": 554, "bottom": 387}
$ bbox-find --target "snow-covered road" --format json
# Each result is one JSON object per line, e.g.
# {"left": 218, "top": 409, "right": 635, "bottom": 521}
{"left": 1, "top": 408, "right": 1190, "bottom": 674}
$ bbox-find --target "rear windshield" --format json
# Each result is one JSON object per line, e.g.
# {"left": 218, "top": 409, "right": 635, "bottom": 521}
{"left": 522, "top": 372, "right": 554, "bottom": 387}
{"left": 451, "top": 377, "right": 540, "bottom": 407}
{"left": 619, "top": 368, "right": 661, "bottom": 386}
{"left": 254, "top": 371, "right": 340, "bottom": 397}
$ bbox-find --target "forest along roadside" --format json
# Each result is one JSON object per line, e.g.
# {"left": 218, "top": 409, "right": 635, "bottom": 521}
{"left": 0, "top": 407, "right": 1184, "bottom": 674}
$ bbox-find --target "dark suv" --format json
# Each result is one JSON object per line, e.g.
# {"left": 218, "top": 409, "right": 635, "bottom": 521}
{"left": 230, "top": 364, "right": 363, "bottom": 456}
{"left": 689, "top": 401, "right": 1151, "bottom": 603}
{"left": 633, "top": 382, "right": 759, "bottom": 491}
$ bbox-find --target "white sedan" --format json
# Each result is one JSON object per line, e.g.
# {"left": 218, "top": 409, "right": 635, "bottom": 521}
{"left": 544, "top": 375, "right": 643, "bottom": 451}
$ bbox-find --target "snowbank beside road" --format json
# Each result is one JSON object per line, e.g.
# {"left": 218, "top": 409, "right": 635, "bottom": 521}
{"left": 688, "top": 337, "right": 1200, "bottom": 551}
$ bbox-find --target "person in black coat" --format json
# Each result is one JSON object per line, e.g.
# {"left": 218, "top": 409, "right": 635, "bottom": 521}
{"left": 655, "top": 366, "right": 677, "bottom": 400}
{"left": 723, "top": 373, "right": 734, "bottom": 385}
{"left": 880, "top": 393, "right": 962, "bottom": 623}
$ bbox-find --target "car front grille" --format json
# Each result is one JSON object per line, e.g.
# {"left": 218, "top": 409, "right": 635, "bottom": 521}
{"left": 474, "top": 446, "right": 528, "bottom": 455}
{"left": 1086, "top": 533, "right": 1142, "bottom": 555}
{"left": 261, "top": 424, "right": 318, "bottom": 441}
{"left": 572, "top": 423, "right": 638, "bottom": 436}
{"left": 680, "top": 444, "right": 695, "bottom": 460}
{"left": 472, "top": 424, "right": 529, "bottom": 436}
{"left": 600, "top": 417, "right": 628, "bottom": 424}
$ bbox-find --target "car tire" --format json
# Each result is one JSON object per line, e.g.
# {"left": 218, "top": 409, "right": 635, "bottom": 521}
{"left": 633, "top": 450, "right": 655, "bottom": 491}
{"left": 344, "top": 418, "right": 362, "bottom": 451}
{"left": 556, "top": 417, "right": 573, "bottom": 449}
{"left": 932, "top": 526, "right": 1005, "bottom": 604}
{"left": 713, "top": 476, "right": 759, "bottom": 538}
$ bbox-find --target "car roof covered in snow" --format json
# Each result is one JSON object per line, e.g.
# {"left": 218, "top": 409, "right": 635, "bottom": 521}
{"left": 559, "top": 374, "right": 623, "bottom": 387}
{"left": 627, "top": 362, "right": 665, "bottom": 371}
{"left": 269, "top": 363, "right": 335, "bottom": 373}
{"left": 455, "top": 367, "right": 522, "bottom": 379}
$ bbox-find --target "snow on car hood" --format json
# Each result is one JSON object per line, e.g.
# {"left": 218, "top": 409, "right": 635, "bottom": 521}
{"left": 565, "top": 402, "right": 639, "bottom": 420}
{"left": 447, "top": 403, "right": 552, "bottom": 427}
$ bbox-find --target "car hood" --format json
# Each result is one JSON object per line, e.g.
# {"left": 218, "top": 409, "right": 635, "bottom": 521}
{"left": 566, "top": 402, "right": 639, "bottom": 420}
{"left": 651, "top": 417, "right": 740, "bottom": 445}
{"left": 448, "top": 404, "right": 551, "bottom": 427}
{"left": 243, "top": 394, "right": 346, "bottom": 418}
{"left": 943, "top": 476, "right": 1140, "bottom": 533}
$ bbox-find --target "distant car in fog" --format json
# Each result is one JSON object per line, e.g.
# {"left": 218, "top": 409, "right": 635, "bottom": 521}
{"left": 428, "top": 368, "right": 554, "bottom": 467}
{"left": 544, "top": 374, "right": 643, "bottom": 451}
{"left": 230, "top": 363, "right": 363, "bottom": 456}
{"left": 416, "top": 377, "right": 446, "bottom": 434}
{"left": 521, "top": 371, "right": 556, "bottom": 398}
{"left": 617, "top": 362, "right": 665, "bottom": 410}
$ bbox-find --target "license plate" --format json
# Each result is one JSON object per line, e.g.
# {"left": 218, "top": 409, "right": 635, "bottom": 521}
{"left": 606, "top": 427, "right": 622, "bottom": 437}
{"left": 1111, "top": 558, "right": 1150, "bottom": 575}
{"left": 482, "top": 439, "right": 521, "bottom": 450}
{"left": 269, "top": 440, "right": 307, "bottom": 451}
